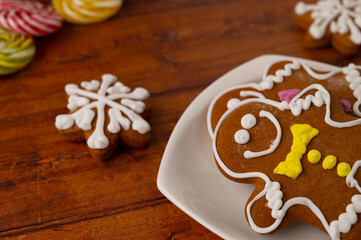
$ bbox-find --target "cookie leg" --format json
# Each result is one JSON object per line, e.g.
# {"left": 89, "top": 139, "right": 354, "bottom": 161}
{"left": 58, "top": 125, "right": 85, "bottom": 142}
{"left": 119, "top": 129, "right": 150, "bottom": 149}
{"left": 304, "top": 31, "right": 331, "bottom": 48}
{"left": 85, "top": 131, "right": 120, "bottom": 161}
{"left": 331, "top": 33, "right": 360, "bottom": 55}
{"left": 294, "top": 12, "right": 314, "bottom": 31}
{"left": 294, "top": 13, "right": 331, "bottom": 48}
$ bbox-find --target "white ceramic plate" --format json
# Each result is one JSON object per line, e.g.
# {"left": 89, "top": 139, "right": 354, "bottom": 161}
{"left": 157, "top": 55, "right": 333, "bottom": 240}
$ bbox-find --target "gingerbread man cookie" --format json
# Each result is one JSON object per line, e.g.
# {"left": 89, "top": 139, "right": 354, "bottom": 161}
{"left": 55, "top": 74, "right": 151, "bottom": 160}
{"left": 294, "top": 0, "right": 361, "bottom": 55}
{"left": 210, "top": 58, "right": 361, "bottom": 240}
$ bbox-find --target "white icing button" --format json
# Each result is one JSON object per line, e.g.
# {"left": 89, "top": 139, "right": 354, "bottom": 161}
{"left": 234, "top": 129, "right": 250, "bottom": 144}
{"left": 227, "top": 98, "right": 241, "bottom": 109}
{"left": 241, "top": 114, "right": 257, "bottom": 129}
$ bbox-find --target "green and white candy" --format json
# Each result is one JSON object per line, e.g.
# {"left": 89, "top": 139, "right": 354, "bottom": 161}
{"left": 0, "top": 28, "right": 36, "bottom": 75}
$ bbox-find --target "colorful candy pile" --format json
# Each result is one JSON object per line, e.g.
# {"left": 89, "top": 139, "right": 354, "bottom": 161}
{"left": 0, "top": 0, "right": 123, "bottom": 76}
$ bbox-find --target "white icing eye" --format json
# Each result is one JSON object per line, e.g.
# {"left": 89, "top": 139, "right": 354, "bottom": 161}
{"left": 241, "top": 114, "right": 257, "bottom": 129}
{"left": 234, "top": 129, "right": 250, "bottom": 144}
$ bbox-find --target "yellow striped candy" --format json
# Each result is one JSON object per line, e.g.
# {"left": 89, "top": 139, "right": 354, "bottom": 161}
{"left": 53, "top": 0, "right": 123, "bottom": 24}
{"left": 0, "top": 28, "right": 36, "bottom": 76}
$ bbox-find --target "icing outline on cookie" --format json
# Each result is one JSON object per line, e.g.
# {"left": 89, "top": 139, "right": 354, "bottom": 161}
{"left": 207, "top": 58, "right": 361, "bottom": 138}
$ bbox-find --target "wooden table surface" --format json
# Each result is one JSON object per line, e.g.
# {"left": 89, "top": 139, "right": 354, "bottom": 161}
{"left": 1, "top": 0, "right": 361, "bottom": 239}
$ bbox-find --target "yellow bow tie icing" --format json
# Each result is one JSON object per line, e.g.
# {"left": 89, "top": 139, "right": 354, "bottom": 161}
{"left": 0, "top": 28, "right": 35, "bottom": 76}
{"left": 53, "top": 0, "right": 123, "bottom": 24}
{"left": 274, "top": 124, "right": 319, "bottom": 179}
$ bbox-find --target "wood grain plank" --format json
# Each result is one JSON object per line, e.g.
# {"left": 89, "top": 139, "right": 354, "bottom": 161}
{"left": 3, "top": 201, "right": 221, "bottom": 240}
{"left": 1, "top": 0, "right": 360, "bottom": 239}
{"left": 0, "top": 83, "right": 202, "bottom": 235}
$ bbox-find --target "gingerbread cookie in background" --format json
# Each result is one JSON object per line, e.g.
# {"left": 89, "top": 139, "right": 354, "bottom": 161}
{"left": 0, "top": 0, "right": 62, "bottom": 37}
{"left": 52, "top": 0, "right": 123, "bottom": 24}
{"left": 55, "top": 74, "right": 151, "bottom": 161}
{"left": 0, "top": 28, "right": 36, "bottom": 75}
{"left": 209, "top": 58, "right": 361, "bottom": 240}
{"left": 294, "top": 0, "right": 361, "bottom": 55}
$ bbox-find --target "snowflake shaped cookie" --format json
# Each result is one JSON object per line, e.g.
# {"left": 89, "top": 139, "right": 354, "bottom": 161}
{"left": 295, "top": 0, "right": 361, "bottom": 55}
{"left": 55, "top": 74, "right": 151, "bottom": 160}
{"left": 209, "top": 58, "right": 361, "bottom": 240}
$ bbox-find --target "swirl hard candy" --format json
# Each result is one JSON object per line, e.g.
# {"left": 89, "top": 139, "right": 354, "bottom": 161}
{"left": 0, "top": 28, "right": 35, "bottom": 75}
{"left": 53, "top": 0, "right": 123, "bottom": 24}
{"left": 0, "top": 0, "right": 62, "bottom": 37}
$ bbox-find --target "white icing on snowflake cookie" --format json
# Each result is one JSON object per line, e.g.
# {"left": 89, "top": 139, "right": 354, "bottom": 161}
{"left": 295, "top": 0, "right": 361, "bottom": 54}
{"left": 55, "top": 74, "right": 151, "bottom": 159}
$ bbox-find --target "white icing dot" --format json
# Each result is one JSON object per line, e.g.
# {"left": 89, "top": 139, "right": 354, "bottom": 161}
{"left": 102, "top": 74, "right": 117, "bottom": 85}
{"left": 234, "top": 129, "right": 250, "bottom": 144}
{"left": 241, "top": 114, "right": 257, "bottom": 129}
{"left": 132, "top": 87, "right": 150, "bottom": 100}
{"left": 295, "top": 2, "right": 306, "bottom": 15}
{"left": 352, "top": 195, "right": 361, "bottom": 212}
{"left": 132, "top": 119, "right": 151, "bottom": 134}
{"left": 55, "top": 114, "right": 74, "bottom": 130}
{"left": 65, "top": 84, "right": 78, "bottom": 94}
{"left": 87, "top": 133, "right": 109, "bottom": 149}
{"left": 227, "top": 98, "right": 241, "bottom": 109}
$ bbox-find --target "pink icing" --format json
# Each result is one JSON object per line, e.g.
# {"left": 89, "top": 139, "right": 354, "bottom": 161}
{"left": 340, "top": 99, "right": 352, "bottom": 113}
{"left": 278, "top": 89, "right": 301, "bottom": 103}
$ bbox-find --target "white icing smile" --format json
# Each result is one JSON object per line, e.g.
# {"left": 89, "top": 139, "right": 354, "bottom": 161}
{"left": 233, "top": 111, "right": 282, "bottom": 159}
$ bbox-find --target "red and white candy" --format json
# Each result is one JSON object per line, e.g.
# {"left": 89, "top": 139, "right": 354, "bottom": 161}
{"left": 0, "top": 0, "right": 62, "bottom": 37}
